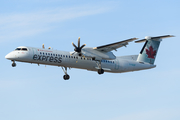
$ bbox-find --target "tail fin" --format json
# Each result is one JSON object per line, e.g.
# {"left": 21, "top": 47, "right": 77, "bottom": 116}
{"left": 135, "top": 35, "right": 174, "bottom": 64}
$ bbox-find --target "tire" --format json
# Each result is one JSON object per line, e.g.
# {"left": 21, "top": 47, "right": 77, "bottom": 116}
{"left": 12, "top": 63, "right": 16, "bottom": 67}
{"left": 98, "top": 69, "right": 104, "bottom": 74}
{"left": 63, "top": 75, "right": 70, "bottom": 80}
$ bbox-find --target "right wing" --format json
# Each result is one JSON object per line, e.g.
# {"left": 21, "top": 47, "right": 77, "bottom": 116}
{"left": 93, "top": 38, "right": 138, "bottom": 52}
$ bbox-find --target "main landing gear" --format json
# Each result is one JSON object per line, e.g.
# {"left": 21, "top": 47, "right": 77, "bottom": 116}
{"left": 96, "top": 61, "right": 104, "bottom": 75}
{"left": 12, "top": 60, "right": 16, "bottom": 67}
{"left": 61, "top": 67, "right": 70, "bottom": 80}
{"left": 98, "top": 69, "right": 104, "bottom": 74}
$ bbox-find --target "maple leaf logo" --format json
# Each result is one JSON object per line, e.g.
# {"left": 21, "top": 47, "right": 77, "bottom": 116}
{"left": 146, "top": 46, "right": 156, "bottom": 59}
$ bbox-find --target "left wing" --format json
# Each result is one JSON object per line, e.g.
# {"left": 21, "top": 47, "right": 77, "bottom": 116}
{"left": 93, "top": 38, "right": 138, "bottom": 52}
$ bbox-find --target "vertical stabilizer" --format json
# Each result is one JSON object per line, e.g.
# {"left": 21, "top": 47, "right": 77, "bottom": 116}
{"left": 135, "top": 35, "right": 174, "bottom": 64}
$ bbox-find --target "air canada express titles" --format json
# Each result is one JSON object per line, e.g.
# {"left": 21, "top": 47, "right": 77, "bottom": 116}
{"left": 33, "top": 54, "right": 62, "bottom": 63}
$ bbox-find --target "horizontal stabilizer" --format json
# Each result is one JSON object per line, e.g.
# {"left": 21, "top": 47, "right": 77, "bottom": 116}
{"left": 135, "top": 35, "right": 175, "bottom": 43}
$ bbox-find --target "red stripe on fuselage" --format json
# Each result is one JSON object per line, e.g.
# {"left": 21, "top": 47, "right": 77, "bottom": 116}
{"left": 38, "top": 49, "right": 53, "bottom": 52}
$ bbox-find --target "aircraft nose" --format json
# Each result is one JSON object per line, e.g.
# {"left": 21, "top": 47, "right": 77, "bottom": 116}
{"left": 5, "top": 53, "right": 11, "bottom": 59}
{"left": 5, "top": 53, "right": 14, "bottom": 60}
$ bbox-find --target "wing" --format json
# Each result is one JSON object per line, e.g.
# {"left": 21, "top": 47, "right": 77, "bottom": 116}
{"left": 93, "top": 38, "right": 138, "bottom": 52}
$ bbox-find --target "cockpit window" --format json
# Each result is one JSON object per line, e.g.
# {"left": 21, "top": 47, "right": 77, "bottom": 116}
{"left": 15, "top": 48, "right": 28, "bottom": 51}
{"left": 22, "top": 48, "right": 28, "bottom": 51}
{"left": 15, "top": 48, "right": 21, "bottom": 50}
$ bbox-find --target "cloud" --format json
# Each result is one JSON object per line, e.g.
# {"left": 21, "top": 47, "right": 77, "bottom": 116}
{"left": 0, "top": 3, "right": 113, "bottom": 43}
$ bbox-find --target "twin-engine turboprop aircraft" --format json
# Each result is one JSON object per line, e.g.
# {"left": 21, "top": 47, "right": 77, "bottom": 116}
{"left": 5, "top": 35, "right": 174, "bottom": 80}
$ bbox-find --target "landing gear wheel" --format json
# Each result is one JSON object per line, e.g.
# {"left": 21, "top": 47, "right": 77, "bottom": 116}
{"left": 63, "top": 74, "right": 70, "bottom": 80}
{"left": 61, "top": 67, "right": 70, "bottom": 80}
{"left": 12, "top": 63, "right": 16, "bottom": 67}
{"left": 98, "top": 69, "right": 104, "bottom": 74}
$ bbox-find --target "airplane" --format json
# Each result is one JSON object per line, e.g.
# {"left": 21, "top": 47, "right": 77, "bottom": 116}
{"left": 5, "top": 35, "right": 174, "bottom": 80}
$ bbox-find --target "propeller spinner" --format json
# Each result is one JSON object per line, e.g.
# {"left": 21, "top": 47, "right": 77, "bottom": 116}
{"left": 72, "top": 37, "right": 86, "bottom": 56}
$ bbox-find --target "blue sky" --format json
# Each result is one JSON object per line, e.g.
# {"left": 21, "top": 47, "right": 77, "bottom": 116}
{"left": 0, "top": 0, "right": 180, "bottom": 120}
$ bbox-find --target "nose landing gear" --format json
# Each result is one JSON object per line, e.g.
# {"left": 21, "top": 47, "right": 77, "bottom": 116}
{"left": 62, "top": 67, "right": 70, "bottom": 80}
{"left": 12, "top": 61, "right": 16, "bottom": 67}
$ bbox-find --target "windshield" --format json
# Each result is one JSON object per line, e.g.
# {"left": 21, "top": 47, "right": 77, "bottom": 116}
{"left": 22, "top": 48, "right": 27, "bottom": 51}
{"left": 15, "top": 48, "right": 28, "bottom": 51}
{"left": 15, "top": 48, "right": 21, "bottom": 50}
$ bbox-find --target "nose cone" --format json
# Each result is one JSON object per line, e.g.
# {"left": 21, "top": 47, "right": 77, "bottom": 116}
{"left": 5, "top": 53, "right": 11, "bottom": 60}
{"left": 5, "top": 52, "right": 15, "bottom": 60}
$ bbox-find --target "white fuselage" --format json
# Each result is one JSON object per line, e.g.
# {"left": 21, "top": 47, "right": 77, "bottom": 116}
{"left": 5, "top": 46, "right": 156, "bottom": 73}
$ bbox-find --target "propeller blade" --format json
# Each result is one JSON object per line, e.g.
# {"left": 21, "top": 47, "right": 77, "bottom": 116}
{"left": 72, "top": 37, "right": 86, "bottom": 56}
{"left": 70, "top": 51, "right": 76, "bottom": 55}
{"left": 78, "top": 37, "right": 80, "bottom": 48}
{"left": 42, "top": 44, "right": 45, "bottom": 49}
{"left": 80, "top": 44, "right": 86, "bottom": 49}
{"left": 72, "top": 42, "right": 78, "bottom": 49}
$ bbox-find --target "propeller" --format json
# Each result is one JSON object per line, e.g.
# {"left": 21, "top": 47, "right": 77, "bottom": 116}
{"left": 71, "top": 37, "right": 86, "bottom": 56}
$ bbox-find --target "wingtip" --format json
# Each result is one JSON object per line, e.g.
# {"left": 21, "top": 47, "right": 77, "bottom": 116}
{"left": 169, "top": 35, "right": 175, "bottom": 37}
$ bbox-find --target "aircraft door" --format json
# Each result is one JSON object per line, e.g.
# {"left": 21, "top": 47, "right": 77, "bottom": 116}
{"left": 115, "top": 59, "right": 120, "bottom": 70}
{"left": 32, "top": 48, "right": 37, "bottom": 56}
